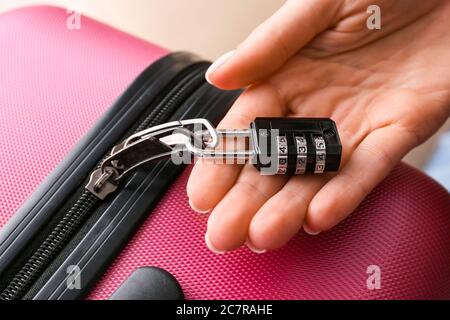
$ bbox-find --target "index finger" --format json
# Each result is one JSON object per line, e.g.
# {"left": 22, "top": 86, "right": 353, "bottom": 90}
{"left": 187, "top": 83, "right": 286, "bottom": 212}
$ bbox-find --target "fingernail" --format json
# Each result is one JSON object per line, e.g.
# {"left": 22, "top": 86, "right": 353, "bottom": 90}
{"left": 205, "top": 50, "right": 236, "bottom": 85}
{"left": 205, "top": 232, "right": 226, "bottom": 254}
{"left": 245, "top": 239, "right": 266, "bottom": 254}
{"left": 189, "top": 198, "right": 211, "bottom": 214}
{"left": 303, "top": 224, "right": 320, "bottom": 236}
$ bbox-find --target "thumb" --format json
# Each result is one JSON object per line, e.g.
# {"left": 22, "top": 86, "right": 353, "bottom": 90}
{"left": 206, "top": 0, "right": 342, "bottom": 90}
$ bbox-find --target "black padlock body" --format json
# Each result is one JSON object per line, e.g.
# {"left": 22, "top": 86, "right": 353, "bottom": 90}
{"left": 251, "top": 118, "right": 342, "bottom": 174}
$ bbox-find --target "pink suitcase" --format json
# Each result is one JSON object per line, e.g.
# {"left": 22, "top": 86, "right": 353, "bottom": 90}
{"left": 1, "top": 6, "right": 450, "bottom": 300}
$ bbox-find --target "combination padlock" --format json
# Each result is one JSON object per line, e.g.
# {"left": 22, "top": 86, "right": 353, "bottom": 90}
{"left": 87, "top": 117, "right": 343, "bottom": 198}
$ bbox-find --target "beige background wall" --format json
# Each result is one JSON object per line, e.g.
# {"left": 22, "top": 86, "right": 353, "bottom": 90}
{"left": 0, "top": 0, "right": 285, "bottom": 59}
{"left": 0, "top": 0, "right": 447, "bottom": 168}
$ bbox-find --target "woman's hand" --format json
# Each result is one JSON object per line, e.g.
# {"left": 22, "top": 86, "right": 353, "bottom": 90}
{"left": 187, "top": 0, "right": 450, "bottom": 253}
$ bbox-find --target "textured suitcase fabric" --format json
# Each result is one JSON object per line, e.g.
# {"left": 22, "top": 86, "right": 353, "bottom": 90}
{"left": 88, "top": 165, "right": 450, "bottom": 300}
{"left": 0, "top": 6, "right": 167, "bottom": 229}
{"left": 1, "top": 6, "right": 450, "bottom": 300}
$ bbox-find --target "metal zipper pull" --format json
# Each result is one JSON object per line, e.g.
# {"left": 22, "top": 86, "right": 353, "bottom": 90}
{"left": 86, "top": 119, "right": 218, "bottom": 199}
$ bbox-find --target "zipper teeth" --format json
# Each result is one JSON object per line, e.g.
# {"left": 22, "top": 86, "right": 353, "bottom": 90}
{"left": 0, "top": 64, "right": 208, "bottom": 300}
{"left": 0, "top": 193, "right": 98, "bottom": 300}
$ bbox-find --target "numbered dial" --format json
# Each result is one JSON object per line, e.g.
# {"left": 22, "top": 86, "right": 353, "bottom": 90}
{"left": 314, "top": 136, "right": 326, "bottom": 174}
{"left": 295, "top": 136, "right": 307, "bottom": 174}
{"left": 276, "top": 135, "right": 288, "bottom": 174}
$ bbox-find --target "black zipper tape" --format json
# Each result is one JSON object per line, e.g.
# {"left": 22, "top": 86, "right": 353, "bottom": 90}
{"left": 0, "top": 52, "right": 240, "bottom": 299}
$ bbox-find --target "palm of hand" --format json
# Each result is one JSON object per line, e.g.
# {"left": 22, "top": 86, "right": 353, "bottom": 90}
{"left": 188, "top": 1, "right": 450, "bottom": 253}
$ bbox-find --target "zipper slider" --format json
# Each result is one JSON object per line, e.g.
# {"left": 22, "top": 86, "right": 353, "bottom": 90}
{"left": 85, "top": 119, "right": 218, "bottom": 200}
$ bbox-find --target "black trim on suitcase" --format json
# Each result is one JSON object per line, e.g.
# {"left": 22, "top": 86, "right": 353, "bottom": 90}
{"left": 0, "top": 52, "right": 241, "bottom": 300}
